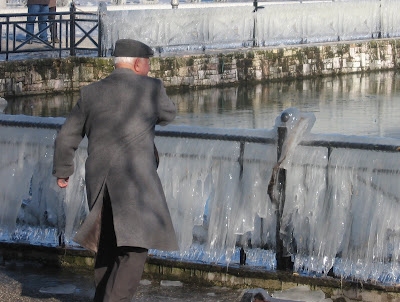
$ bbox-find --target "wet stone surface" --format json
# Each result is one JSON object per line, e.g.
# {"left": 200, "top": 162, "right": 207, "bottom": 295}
{"left": 0, "top": 260, "right": 243, "bottom": 302}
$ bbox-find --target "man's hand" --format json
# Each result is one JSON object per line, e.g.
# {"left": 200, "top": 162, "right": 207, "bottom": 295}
{"left": 57, "top": 177, "right": 69, "bottom": 188}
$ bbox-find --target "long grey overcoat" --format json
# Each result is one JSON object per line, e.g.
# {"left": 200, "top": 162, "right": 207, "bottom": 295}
{"left": 53, "top": 68, "right": 179, "bottom": 253}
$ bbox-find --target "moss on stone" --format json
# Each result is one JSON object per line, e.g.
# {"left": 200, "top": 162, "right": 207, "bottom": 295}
{"left": 247, "top": 51, "right": 255, "bottom": 59}
{"left": 324, "top": 46, "right": 334, "bottom": 58}
{"left": 186, "top": 57, "right": 195, "bottom": 66}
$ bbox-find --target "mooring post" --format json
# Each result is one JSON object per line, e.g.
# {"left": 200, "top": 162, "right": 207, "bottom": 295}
{"left": 70, "top": 2, "right": 76, "bottom": 56}
{"left": 275, "top": 112, "right": 293, "bottom": 271}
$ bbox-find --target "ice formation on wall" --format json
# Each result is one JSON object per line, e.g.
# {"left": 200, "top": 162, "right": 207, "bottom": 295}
{"left": 99, "top": 0, "right": 400, "bottom": 53}
{"left": 1, "top": 111, "right": 400, "bottom": 283}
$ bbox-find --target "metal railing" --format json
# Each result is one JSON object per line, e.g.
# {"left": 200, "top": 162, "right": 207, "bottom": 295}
{"left": 0, "top": 3, "right": 101, "bottom": 61}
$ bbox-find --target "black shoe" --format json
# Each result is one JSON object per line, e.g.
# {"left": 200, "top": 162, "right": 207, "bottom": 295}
{"left": 52, "top": 37, "right": 60, "bottom": 43}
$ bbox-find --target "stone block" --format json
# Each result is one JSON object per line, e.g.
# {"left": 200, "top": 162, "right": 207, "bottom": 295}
{"left": 207, "top": 272, "right": 216, "bottom": 281}
{"left": 387, "top": 44, "right": 392, "bottom": 55}
{"left": 182, "top": 77, "right": 194, "bottom": 86}
{"left": 151, "top": 60, "right": 160, "bottom": 71}
{"left": 361, "top": 53, "right": 366, "bottom": 67}
{"left": 289, "top": 65, "right": 297, "bottom": 73}
{"left": 80, "top": 66, "right": 94, "bottom": 82}
{"left": 341, "top": 288, "right": 360, "bottom": 300}
{"left": 207, "top": 63, "right": 218, "bottom": 70}
{"left": 210, "top": 57, "right": 219, "bottom": 64}
{"left": 359, "top": 291, "right": 382, "bottom": 302}
{"left": 197, "top": 70, "right": 204, "bottom": 80}
{"left": 333, "top": 57, "right": 341, "bottom": 69}
{"left": 14, "top": 82, "right": 23, "bottom": 95}
{"left": 72, "top": 67, "right": 80, "bottom": 82}
{"left": 171, "top": 76, "right": 180, "bottom": 86}
{"left": 209, "top": 74, "right": 220, "bottom": 84}
{"left": 350, "top": 47, "right": 356, "bottom": 58}
{"left": 202, "top": 79, "right": 211, "bottom": 86}
{"left": 178, "top": 67, "right": 188, "bottom": 77}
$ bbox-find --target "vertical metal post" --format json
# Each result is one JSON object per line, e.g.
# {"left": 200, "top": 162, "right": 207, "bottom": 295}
{"left": 70, "top": 2, "right": 76, "bottom": 56}
{"left": 5, "top": 16, "right": 10, "bottom": 61}
{"left": 98, "top": 2, "right": 107, "bottom": 57}
{"left": 378, "top": 0, "right": 382, "bottom": 38}
{"left": 239, "top": 141, "right": 246, "bottom": 265}
{"left": 275, "top": 113, "right": 293, "bottom": 271}
{"left": 58, "top": 15, "right": 62, "bottom": 58}
{"left": 252, "top": 0, "right": 257, "bottom": 47}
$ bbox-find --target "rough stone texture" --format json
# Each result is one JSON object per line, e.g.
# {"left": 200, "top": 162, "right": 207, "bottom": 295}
{"left": 1, "top": 39, "right": 400, "bottom": 98}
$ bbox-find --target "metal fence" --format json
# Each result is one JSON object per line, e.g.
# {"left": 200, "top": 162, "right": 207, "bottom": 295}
{"left": 0, "top": 3, "right": 101, "bottom": 60}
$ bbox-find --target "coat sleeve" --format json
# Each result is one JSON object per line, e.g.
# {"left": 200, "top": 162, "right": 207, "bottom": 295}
{"left": 157, "top": 82, "right": 176, "bottom": 126}
{"left": 52, "top": 99, "right": 86, "bottom": 178}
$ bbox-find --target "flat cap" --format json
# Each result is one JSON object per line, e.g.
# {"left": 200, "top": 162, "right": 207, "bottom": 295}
{"left": 113, "top": 39, "right": 154, "bottom": 58}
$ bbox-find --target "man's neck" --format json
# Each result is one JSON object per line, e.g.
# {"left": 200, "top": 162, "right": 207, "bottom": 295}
{"left": 115, "top": 63, "right": 135, "bottom": 72}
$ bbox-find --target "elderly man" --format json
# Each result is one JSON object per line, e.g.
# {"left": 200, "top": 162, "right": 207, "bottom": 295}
{"left": 53, "top": 39, "right": 178, "bottom": 302}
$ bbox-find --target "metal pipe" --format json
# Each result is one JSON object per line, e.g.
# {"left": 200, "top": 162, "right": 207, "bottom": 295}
{"left": 98, "top": 2, "right": 107, "bottom": 57}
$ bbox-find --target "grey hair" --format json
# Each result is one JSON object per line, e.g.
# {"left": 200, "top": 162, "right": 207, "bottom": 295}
{"left": 114, "top": 56, "right": 136, "bottom": 66}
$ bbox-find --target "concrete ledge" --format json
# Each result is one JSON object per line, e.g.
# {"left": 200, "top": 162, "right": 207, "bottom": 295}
{"left": 1, "top": 242, "right": 400, "bottom": 301}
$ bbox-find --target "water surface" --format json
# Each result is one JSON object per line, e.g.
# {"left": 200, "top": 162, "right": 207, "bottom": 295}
{"left": 4, "top": 71, "right": 400, "bottom": 138}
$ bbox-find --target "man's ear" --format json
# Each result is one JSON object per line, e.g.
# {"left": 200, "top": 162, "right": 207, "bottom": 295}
{"left": 133, "top": 58, "right": 141, "bottom": 73}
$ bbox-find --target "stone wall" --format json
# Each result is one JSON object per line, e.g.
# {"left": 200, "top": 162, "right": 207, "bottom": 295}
{"left": 1, "top": 242, "right": 400, "bottom": 302}
{"left": 1, "top": 39, "right": 400, "bottom": 98}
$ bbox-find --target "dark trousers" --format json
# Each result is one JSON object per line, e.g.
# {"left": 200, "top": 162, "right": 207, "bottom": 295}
{"left": 49, "top": 6, "right": 57, "bottom": 40}
{"left": 94, "top": 186, "right": 148, "bottom": 302}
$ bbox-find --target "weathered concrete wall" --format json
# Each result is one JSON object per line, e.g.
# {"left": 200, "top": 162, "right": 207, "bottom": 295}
{"left": 1, "top": 39, "right": 400, "bottom": 98}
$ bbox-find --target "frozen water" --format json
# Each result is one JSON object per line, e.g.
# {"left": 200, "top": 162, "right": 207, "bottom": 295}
{"left": 0, "top": 115, "right": 278, "bottom": 269}
{"left": 1, "top": 110, "right": 400, "bottom": 284}
{"left": 4, "top": 0, "right": 400, "bottom": 56}
{"left": 101, "top": 5, "right": 254, "bottom": 54}
{"left": 98, "top": 0, "right": 400, "bottom": 53}
{"left": 0, "top": 121, "right": 63, "bottom": 244}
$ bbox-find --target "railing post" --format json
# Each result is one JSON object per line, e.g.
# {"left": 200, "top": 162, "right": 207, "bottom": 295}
{"left": 98, "top": 2, "right": 107, "bottom": 57}
{"left": 5, "top": 16, "right": 10, "bottom": 61}
{"left": 70, "top": 1, "right": 76, "bottom": 56}
{"left": 275, "top": 112, "right": 293, "bottom": 271}
{"left": 239, "top": 141, "right": 246, "bottom": 265}
{"left": 252, "top": 0, "right": 258, "bottom": 47}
